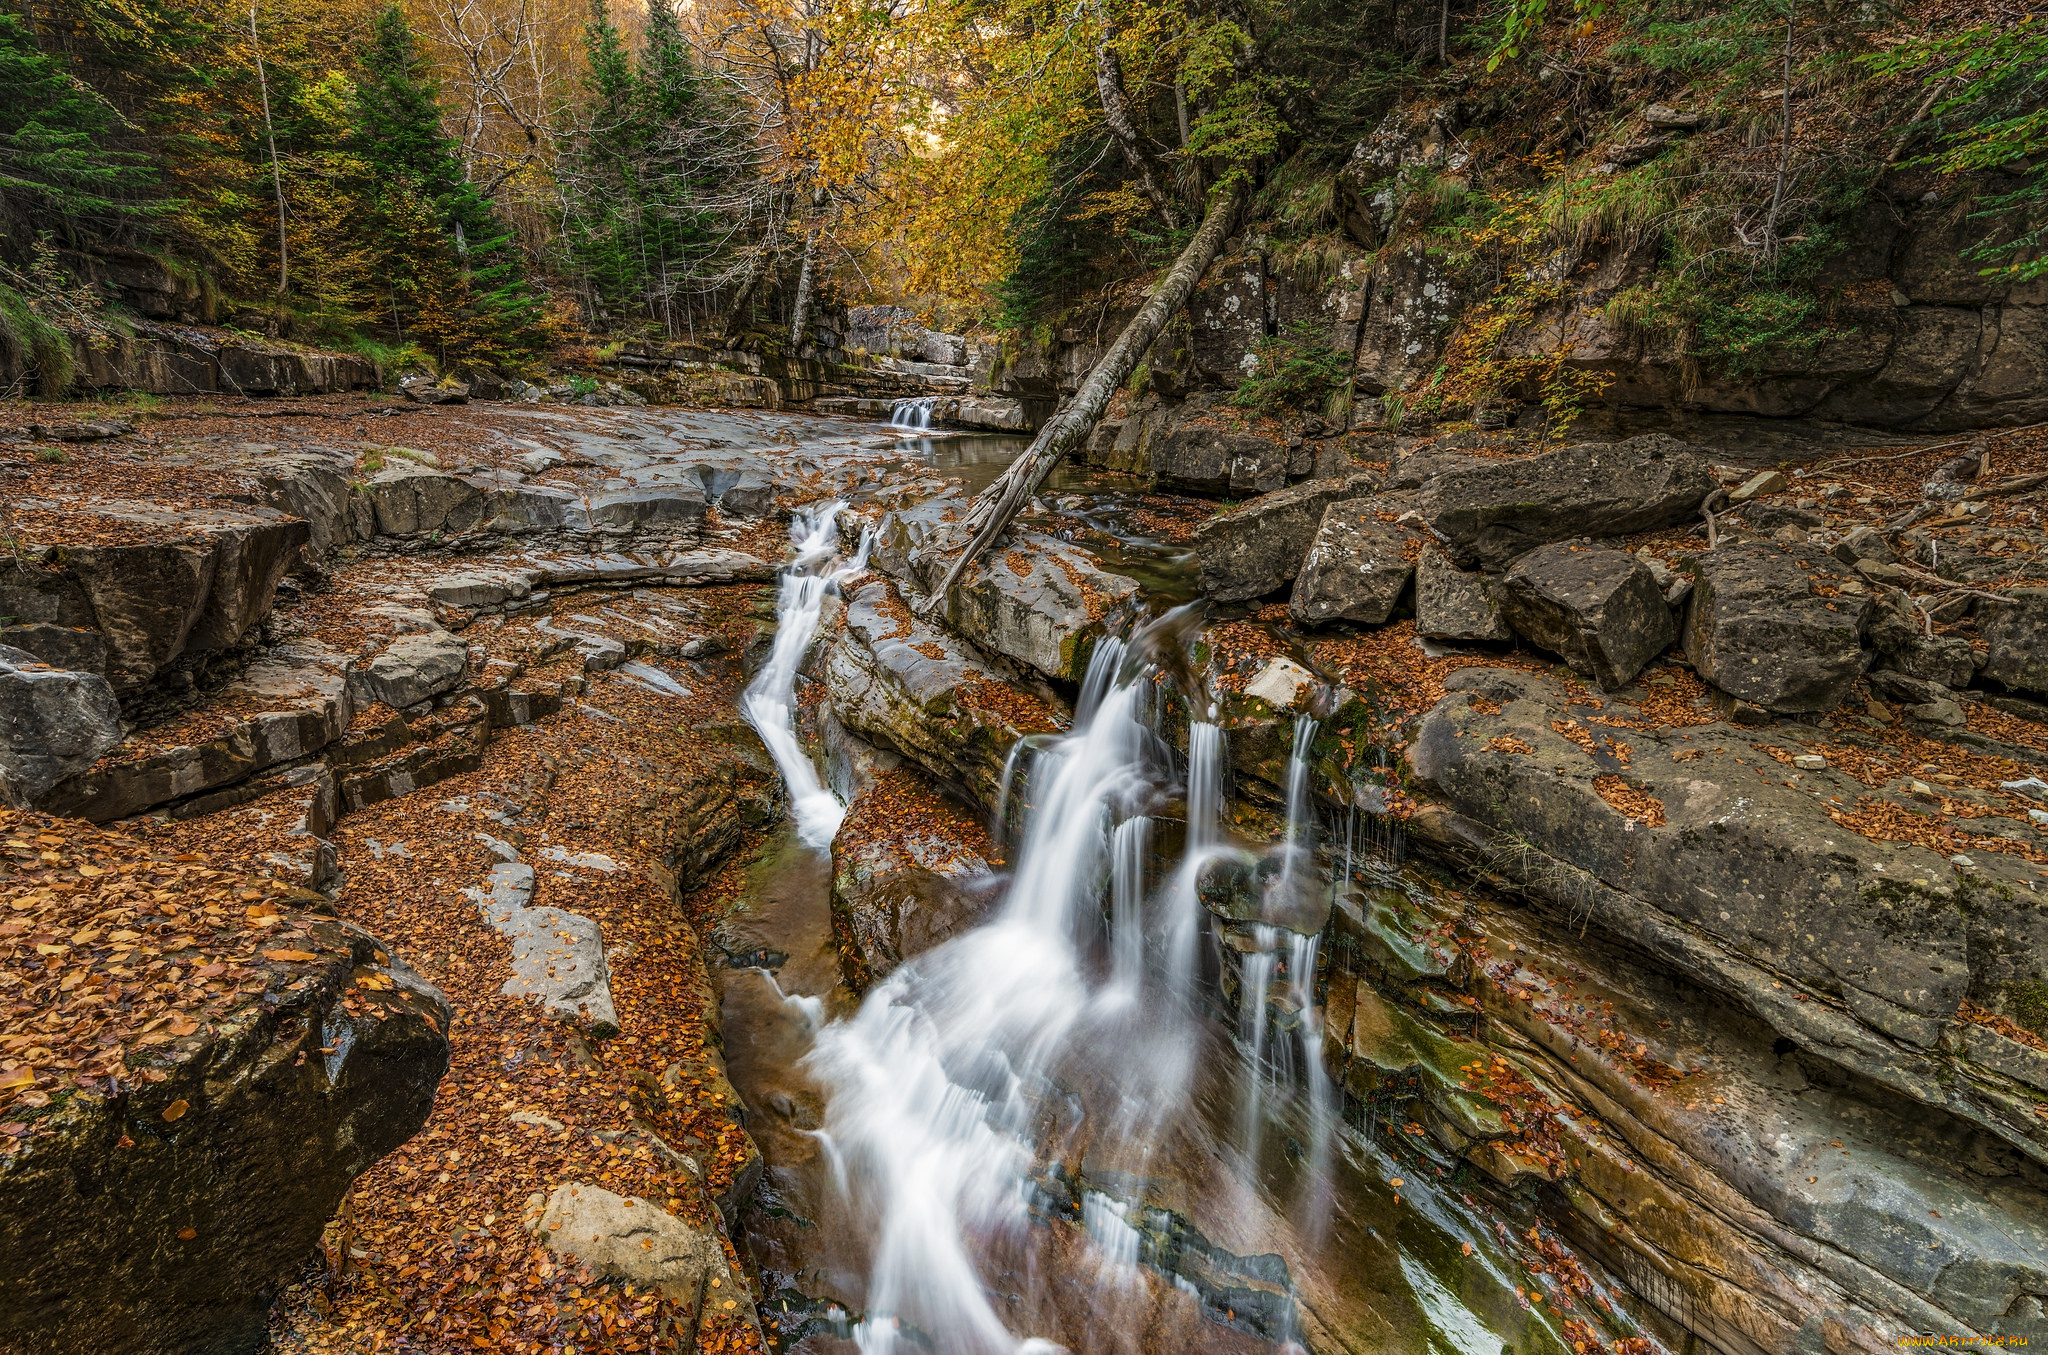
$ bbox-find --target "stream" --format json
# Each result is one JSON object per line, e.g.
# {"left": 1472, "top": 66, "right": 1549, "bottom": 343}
{"left": 714, "top": 448, "right": 1647, "bottom": 1354}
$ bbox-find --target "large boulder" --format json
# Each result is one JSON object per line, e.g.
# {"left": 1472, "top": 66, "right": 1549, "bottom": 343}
{"left": 1194, "top": 472, "right": 1380, "bottom": 603}
{"left": 1683, "top": 542, "right": 1872, "bottom": 713}
{"left": 1414, "top": 548, "right": 1513, "bottom": 642}
{"left": 0, "top": 647, "right": 122, "bottom": 806}
{"left": 1416, "top": 435, "right": 1719, "bottom": 568}
{"left": 254, "top": 455, "right": 357, "bottom": 559}
{"left": 0, "top": 826, "right": 450, "bottom": 1355}
{"left": 359, "top": 462, "right": 486, "bottom": 538}
{"left": 1288, "top": 502, "right": 1421, "bottom": 626}
{"left": 1501, "top": 544, "right": 1675, "bottom": 690}
{"left": 930, "top": 531, "right": 1138, "bottom": 682}
{"left": 1976, "top": 590, "right": 2048, "bottom": 697}
{"left": 833, "top": 786, "right": 999, "bottom": 980}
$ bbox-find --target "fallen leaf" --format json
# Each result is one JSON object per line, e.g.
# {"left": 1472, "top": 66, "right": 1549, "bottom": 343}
{"left": 177, "top": 1227, "right": 196, "bottom": 1240}
{"left": 166, "top": 1015, "right": 199, "bottom": 1037}
{"left": 263, "top": 949, "right": 319, "bottom": 963}
{"left": 0, "top": 1067, "right": 34, "bottom": 1090}
{"left": 162, "top": 1099, "right": 190, "bottom": 1122}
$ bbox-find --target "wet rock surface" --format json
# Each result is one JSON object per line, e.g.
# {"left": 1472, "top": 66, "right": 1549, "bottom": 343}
{"left": 1193, "top": 472, "right": 1379, "bottom": 603}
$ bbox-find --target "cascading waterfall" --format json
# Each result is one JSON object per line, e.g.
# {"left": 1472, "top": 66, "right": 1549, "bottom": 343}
{"left": 741, "top": 502, "right": 871, "bottom": 849}
{"left": 888, "top": 395, "right": 938, "bottom": 431}
{"left": 765, "top": 605, "right": 1332, "bottom": 1353}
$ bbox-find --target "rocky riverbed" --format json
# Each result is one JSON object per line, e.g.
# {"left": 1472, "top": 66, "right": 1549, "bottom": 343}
{"left": 0, "top": 392, "right": 2043, "bottom": 1353}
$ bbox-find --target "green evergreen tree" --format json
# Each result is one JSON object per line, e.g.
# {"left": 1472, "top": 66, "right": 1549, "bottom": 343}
{"left": 0, "top": 12, "right": 157, "bottom": 244}
{"left": 354, "top": 3, "right": 543, "bottom": 368}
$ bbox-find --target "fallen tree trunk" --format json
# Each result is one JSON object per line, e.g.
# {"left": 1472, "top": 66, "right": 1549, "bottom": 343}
{"left": 916, "top": 180, "right": 1244, "bottom": 614}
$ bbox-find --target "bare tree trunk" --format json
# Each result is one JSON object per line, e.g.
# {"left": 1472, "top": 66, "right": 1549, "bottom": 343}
{"left": 1761, "top": 17, "right": 1795, "bottom": 265}
{"left": 250, "top": 1, "right": 288, "bottom": 297}
{"left": 1438, "top": 0, "right": 1449, "bottom": 62}
{"left": 1094, "top": 28, "right": 1180, "bottom": 230}
{"left": 916, "top": 183, "right": 1243, "bottom": 615}
{"left": 787, "top": 229, "right": 816, "bottom": 349}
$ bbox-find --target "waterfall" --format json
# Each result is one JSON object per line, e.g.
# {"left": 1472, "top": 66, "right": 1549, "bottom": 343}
{"left": 888, "top": 395, "right": 938, "bottom": 430}
{"left": 740, "top": 502, "right": 871, "bottom": 850}
{"left": 802, "top": 632, "right": 1237, "bottom": 1354}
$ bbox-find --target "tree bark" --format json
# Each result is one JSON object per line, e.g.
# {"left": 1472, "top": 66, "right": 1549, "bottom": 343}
{"left": 1761, "top": 18, "right": 1795, "bottom": 265}
{"left": 916, "top": 182, "right": 1243, "bottom": 615}
{"left": 787, "top": 228, "right": 816, "bottom": 348}
{"left": 1095, "top": 40, "right": 1180, "bottom": 230}
{"left": 250, "top": 2, "right": 289, "bottom": 297}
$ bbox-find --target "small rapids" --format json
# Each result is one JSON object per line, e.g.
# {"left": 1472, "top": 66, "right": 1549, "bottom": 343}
{"left": 742, "top": 503, "right": 870, "bottom": 849}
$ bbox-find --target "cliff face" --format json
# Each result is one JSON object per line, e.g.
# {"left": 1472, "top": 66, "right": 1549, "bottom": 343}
{"left": 984, "top": 28, "right": 2045, "bottom": 444}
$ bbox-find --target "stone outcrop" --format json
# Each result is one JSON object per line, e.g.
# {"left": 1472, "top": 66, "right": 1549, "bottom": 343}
{"left": 832, "top": 825, "right": 998, "bottom": 980}
{"left": 468, "top": 861, "right": 619, "bottom": 1035}
{"left": 526, "top": 1182, "right": 753, "bottom": 1329}
{"left": 1408, "top": 667, "right": 2048, "bottom": 1158}
{"left": 356, "top": 631, "right": 472, "bottom": 710}
{"left": 0, "top": 915, "right": 450, "bottom": 1355}
{"left": 1683, "top": 542, "right": 1872, "bottom": 713}
{"left": 1501, "top": 543, "right": 1676, "bottom": 689}
{"left": 1193, "top": 472, "right": 1380, "bottom": 603}
{"left": 1976, "top": 590, "right": 2048, "bottom": 697}
{"left": 824, "top": 579, "right": 1059, "bottom": 807}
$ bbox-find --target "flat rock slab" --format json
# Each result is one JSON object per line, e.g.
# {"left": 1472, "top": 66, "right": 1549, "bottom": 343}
{"left": 1416, "top": 435, "right": 1718, "bottom": 568}
{"left": 467, "top": 862, "right": 618, "bottom": 1034}
{"left": 926, "top": 533, "right": 1138, "bottom": 682}
{"left": 518, "top": 550, "right": 776, "bottom": 588}
{"left": 1502, "top": 543, "right": 1675, "bottom": 690}
{"left": 1683, "top": 541, "right": 1872, "bottom": 713}
{"left": 1289, "top": 500, "right": 1421, "bottom": 627}
{"left": 1194, "top": 472, "right": 1381, "bottom": 604}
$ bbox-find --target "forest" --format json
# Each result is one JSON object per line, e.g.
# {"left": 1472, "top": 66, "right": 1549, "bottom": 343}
{"left": 2, "top": 0, "right": 2039, "bottom": 400}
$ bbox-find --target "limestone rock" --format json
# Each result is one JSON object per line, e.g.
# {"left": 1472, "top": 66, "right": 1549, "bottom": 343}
{"left": 361, "top": 461, "right": 485, "bottom": 538}
{"left": 930, "top": 532, "right": 1137, "bottom": 682}
{"left": 1414, "top": 548, "right": 1513, "bottom": 643}
{"left": 359, "top": 631, "right": 471, "bottom": 709}
{"left": 833, "top": 827, "right": 998, "bottom": 980}
{"left": 580, "top": 486, "right": 707, "bottom": 536}
{"left": 0, "top": 917, "right": 449, "bottom": 1355}
{"left": 42, "top": 644, "right": 351, "bottom": 823}
{"left": 1416, "top": 435, "right": 1719, "bottom": 568}
{"left": 1288, "top": 502, "right": 1420, "bottom": 626}
{"left": 1502, "top": 544, "right": 1675, "bottom": 690}
{"left": 397, "top": 373, "right": 470, "bottom": 405}
{"left": 498, "top": 905, "right": 618, "bottom": 1035}
{"left": 0, "top": 647, "right": 122, "bottom": 807}
{"left": 1683, "top": 542, "right": 1872, "bottom": 713}
{"left": 823, "top": 580, "right": 1054, "bottom": 808}
{"left": 526, "top": 1182, "right": 752, "bottom": 1328}
{"left": 1876, "top": 631, "right": 1976, "bottom": 690}
{"left": 0, "top": 622, "right": 109, "bottom": 675}
{"left": 1977, "top": 589, "right": 2048, "bottom": 698}
{"left": 1194, "top": 472, "right": 1380, "bottom": 603}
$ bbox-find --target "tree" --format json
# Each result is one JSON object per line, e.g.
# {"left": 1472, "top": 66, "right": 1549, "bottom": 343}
{"left": 0, "top": 11, "right": 157, "bottom": 246}
{"left": 355, "top": 3, "right": 545, "bottom": 368}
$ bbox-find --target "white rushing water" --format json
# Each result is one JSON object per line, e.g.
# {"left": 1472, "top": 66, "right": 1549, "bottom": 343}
{"left": 889, "top": 395, "right": 938, "bottom": 431}
{"left": 774, "top": 607, "right": 1329, "bottom": 1352}
{"left": 741, "top": 501, "right": 870, "bottom": 850}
